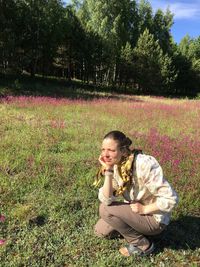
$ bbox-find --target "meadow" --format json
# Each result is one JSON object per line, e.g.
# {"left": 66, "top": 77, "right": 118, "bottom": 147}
{"left": 0, "top": 82, "right": 200, "bottom": 266}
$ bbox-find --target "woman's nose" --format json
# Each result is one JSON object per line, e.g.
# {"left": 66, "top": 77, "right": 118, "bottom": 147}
{"left": 102, "top": 151, "right": 109, "bottom": 157}
{"left": 105, "top": 152, "right": 110, "bottom": 157}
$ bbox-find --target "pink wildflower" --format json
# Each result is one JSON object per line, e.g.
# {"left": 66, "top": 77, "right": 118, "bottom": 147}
{"left": 173, "top": 159, "right": 180, "bottom": 166}
{"left": 0, "top": 239, "right": 6, "bottom": 245}
{"left": 0, "top": 215, "right": 5, "bottom": 223}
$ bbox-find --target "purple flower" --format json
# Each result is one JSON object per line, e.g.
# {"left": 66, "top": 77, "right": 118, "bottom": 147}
{"left": 0, "top": 215, "right": 6, "bottom": 223}
{"left": 0, "top": 239, "right": 6, "bottom": 245}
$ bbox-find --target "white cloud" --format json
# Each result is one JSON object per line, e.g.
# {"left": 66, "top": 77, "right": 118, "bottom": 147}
{"left": 149, "top": 0, "right": 200, "bottom": 20}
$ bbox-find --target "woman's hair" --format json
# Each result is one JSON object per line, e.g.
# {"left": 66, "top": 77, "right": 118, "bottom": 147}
{"left": 104, "top": 130, "right": 132, "bottom": 154}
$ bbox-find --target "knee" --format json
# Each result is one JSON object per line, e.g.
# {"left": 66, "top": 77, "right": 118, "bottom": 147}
{"left": 94, "top": 218, "right": 115, "bottom": 238}
{"left": 94, "top": 220, "right": 106, "bottom": 238}
{"left": 94, "top": 224, "right": 105, "bottom": 238}
{"left": 99, "top": 203, "right": 111, "bottom": 220}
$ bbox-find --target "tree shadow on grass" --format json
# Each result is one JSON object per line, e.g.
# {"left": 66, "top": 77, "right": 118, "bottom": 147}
{"left": 151, "top": 215, "right": 200, "bottom": 252}
{"left": 0, "top": 74, "right": 144, "bottom": 103}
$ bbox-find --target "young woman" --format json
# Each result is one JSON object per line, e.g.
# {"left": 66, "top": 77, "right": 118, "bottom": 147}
{"left": 93, "top": 130, "right": 178, "bottom": 257}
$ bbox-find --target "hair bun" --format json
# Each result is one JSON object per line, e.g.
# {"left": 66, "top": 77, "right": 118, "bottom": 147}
{"left": 125, "top": 137, "right": 132, "bottom": 147}
{"left": 122, "top": 137, "right": 132, "bottom": 147}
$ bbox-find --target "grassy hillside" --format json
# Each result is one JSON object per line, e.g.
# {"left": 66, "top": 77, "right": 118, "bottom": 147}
{"left": 0, "top": 81, "right": 200, "bottom": 266}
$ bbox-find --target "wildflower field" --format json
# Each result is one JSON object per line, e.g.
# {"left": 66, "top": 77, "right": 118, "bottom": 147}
{"left": 0, "top": 88, "right": 200, "bottom": 266}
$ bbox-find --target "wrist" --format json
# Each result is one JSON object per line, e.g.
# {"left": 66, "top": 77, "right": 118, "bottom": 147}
{"left": 142, "top": 205, "right": 147, "bottom": 214}
{"left": 104, "top": 169, "right": 114, "bottom": 176}
{"left": 105, "top": 168, "right": 114, "bottom": 172}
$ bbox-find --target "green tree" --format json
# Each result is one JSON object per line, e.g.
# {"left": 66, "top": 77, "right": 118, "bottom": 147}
{"left": 78, "top": 0, "right": 135, "bottom": 85}
{"left": 176, "top": 35, "right": 200, "bottom": 95}
{"left": 0, "top": 0, "right": 18, "bottom": 73}
{"left": 138, "top": 0, "right": 153, "bottom": 34}
{"left": 134, "top": 28, "right": 176, "bottom": 94}
{"left": 152, "top": 8, "right": 174, "bottom": 54}
{"left": 0, "top": 0, "right": 65, "bottom": 76}
{"left": 187, "top": 36, "right": 200, "bottom": 73}
{"left": 119, "top": 42, "right": 134, "bottom": 88}
{"left": 16, "top": 0, "right": 65, "bottom": 76}
{"left": 179, "top": 34, "right": 192, "bottom": 58}
{"left": 1, "top": 0, "right": 185, "bottom": 96}
{"left": 59, "top": 6, "right": 85, "bottom": 80}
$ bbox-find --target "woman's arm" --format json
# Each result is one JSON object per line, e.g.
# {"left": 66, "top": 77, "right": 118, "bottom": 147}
{"left": 132, "top": 155, "right": 178, "bottom": 215}
{"left": 98, "top": 156, "right": 115, "bottom": 205}
{"left": 130, "top": 201, "right": 159, "bottom": 215}
{"left": 98, "top": 173, "right": 115, "bottom": 206}
{"left": 102, "top": 171, "right": 114, "bottom": 199}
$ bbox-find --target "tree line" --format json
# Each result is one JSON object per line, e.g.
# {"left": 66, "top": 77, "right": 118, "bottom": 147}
{"left": 0, "top": 0, "right": 200, "bottom": 96}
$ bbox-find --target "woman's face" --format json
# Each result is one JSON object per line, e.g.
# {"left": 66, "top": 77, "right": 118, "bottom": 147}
{"left": 101, "top": 138, "right": 123, "bottom": 166}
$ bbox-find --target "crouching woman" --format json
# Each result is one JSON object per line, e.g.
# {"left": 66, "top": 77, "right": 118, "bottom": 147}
{"left": 93, "top": 130, "right": 178, "bottom": 257}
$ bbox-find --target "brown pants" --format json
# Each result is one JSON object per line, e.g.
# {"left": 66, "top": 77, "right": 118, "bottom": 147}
{"left": 94, "top": 202, "right": 166, "bottom": 246}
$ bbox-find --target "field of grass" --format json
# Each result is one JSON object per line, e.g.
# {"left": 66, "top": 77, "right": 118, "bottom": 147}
{"left": 0, "top": 80, "right": 200, "bottom": 266}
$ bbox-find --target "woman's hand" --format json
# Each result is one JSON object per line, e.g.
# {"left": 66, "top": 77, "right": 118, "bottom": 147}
{"left": 98, "top": 155, "right": 114, "bottom": 170}
{"left": 130, "top": 201, "right": 159, "bottom": 215}
{"left": 130, "top": 202, "right": 145, "bottom": 214}
{"left": 99, "top": 155, "right": 114, "bottom": 198}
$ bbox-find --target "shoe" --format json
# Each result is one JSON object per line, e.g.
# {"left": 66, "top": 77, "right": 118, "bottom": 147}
{"left": 120, "top": 242, "right": 155, "bottom": 257}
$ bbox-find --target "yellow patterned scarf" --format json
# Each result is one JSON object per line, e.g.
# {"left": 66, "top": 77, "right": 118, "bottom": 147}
{"left": 93, "top": 150, "right": 142, "bottom": 196}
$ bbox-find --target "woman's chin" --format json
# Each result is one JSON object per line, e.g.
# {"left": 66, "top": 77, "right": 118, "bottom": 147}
{"left": 105, "top": 162, "right": 114, "bottom": 166}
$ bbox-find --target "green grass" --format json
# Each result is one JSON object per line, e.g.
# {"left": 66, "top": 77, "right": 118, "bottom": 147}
{"left": 0, "top": 77, "right": 200, "bottom": 266}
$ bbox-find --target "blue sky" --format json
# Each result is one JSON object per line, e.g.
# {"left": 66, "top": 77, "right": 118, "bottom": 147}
{"left": 149, "top": 0, "right": 200, "bottom": 43}
{"left": 64, "top": 0, "right": 200, "bottom": 44}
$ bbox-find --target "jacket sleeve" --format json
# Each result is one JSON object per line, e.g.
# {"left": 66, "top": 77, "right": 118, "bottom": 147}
{"left": 137, "top": 155, "right": 178, "bottom": 212}
{"left": 98, "top": 187, "right": 116, "bottom": 206}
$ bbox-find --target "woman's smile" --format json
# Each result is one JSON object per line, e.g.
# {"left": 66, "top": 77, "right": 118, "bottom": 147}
{"left": 104, "top": 158, "right": 112, "bottom": 162}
